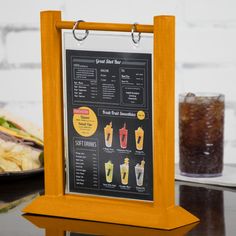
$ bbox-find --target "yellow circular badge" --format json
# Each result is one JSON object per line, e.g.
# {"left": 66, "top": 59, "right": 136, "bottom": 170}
{"left": 137, "top": 110, "right": 145, "bottom": 120}
{"left": 73, "top": 107, "right": 98, "bottom": 137}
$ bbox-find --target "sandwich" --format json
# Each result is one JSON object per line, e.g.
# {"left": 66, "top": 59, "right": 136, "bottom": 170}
{"left": 0, "top": 110, "right": 43, "bottom": 173}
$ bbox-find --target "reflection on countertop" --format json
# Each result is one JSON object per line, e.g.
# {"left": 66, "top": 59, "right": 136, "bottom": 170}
{"left": 0, "top": 174, "right": 44, "bottom": 213}
{"left": 1, "top": 176, "right": 236, "bottom": 235}
{"left": 179, "top": 183, "right": 225, "bottom": 236}
{"left": 176, "top": 180, "right": 236, "bottom": 236}
{"left": 24, "top": 214, "right": 198, "bottom": 236}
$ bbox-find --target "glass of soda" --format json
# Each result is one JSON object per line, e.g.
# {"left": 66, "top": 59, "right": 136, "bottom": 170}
{"left": 179, "top": 93, "right": 225, "bottom": 177}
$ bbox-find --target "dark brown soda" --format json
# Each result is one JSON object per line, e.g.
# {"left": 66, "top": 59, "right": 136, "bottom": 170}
{"left": 179, "top": 93, "right": 224, "bottom": 177}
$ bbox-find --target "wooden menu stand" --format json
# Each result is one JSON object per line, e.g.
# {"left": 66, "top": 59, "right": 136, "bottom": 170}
{"left": 23, "top": 10, "right": 199, "bottom": 229}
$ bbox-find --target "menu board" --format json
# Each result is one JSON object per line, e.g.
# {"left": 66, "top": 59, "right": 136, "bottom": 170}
{"left": 65, "top": 50, "right": 153, "bottom": 201}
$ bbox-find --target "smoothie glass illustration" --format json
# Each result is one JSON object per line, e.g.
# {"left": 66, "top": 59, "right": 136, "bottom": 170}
{"left": 135, "top": 127, "right": 144, "bottom": 150}
{"left": 120, "top": 157, "right": 129, "bottom": 185}
{"left": 135, "top": 160, "right": 145, "bottom": 186}
{"left": 104, "top": 122, "right": 113, "bottom": 148}
{"left": 119, "top": 123, "right": 128, "bottom": 149}
{"left": 105, "top": 160, "right": 114, "bottom": 183}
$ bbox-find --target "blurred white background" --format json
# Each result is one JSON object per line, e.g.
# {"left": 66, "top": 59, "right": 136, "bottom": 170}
{"left": 0, "top": 0, "right": 236, "bottom": 163}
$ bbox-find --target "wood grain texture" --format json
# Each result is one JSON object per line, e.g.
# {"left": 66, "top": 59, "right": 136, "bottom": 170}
{"left": 56, "top": 21, "right": 153, "bottom": 33}
{"left": 24, "top": 194, "right": 198, "bottom": 229}
{"left": 153, "top": 16, "right": 175, "bottom": 207}
{"left": 40, "top": 11, "right": 64, "bottom": 196}
{"left": 45, "top": 229, "right": 64, "bottom": 236}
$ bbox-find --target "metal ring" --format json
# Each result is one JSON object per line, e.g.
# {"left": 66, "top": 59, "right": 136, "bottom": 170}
{"left": 131, "top": 22, "right": 141, "bottom": 45}
{"left": 72, "top": 20, "right": 89, "bottom": 42}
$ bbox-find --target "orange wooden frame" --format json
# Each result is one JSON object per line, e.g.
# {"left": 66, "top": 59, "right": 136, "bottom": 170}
{"left": 23, "top": 10, "right": 199, "bottom": 229}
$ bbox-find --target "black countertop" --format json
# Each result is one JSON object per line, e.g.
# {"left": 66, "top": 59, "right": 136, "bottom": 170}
{"left": 0, "top": 173, "right": 236, "bottom": 236}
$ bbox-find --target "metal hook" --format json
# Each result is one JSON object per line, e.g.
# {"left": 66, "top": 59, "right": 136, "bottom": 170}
{"left": 72, "top": 20, "right": 89, "bottom": 42}
{"left": 131, "top": 22, "right": 141, "bottom": 45}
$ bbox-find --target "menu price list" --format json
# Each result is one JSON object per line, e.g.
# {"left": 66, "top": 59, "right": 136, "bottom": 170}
{"left": 66, "top": 50, "right": 153, "bottom": 201}
{"left": 73, "top": 138, "right": 99, "bottom": 189}
{"left": 69, "top": 51, "right": 147, "bottom": 107}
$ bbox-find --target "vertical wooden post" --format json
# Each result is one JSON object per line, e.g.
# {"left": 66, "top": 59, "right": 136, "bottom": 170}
{"left": 40, "top": 11, "right": 64, "bottom": 196}
{"left": 153, "top": 16, "right": 175, "bottom": 207}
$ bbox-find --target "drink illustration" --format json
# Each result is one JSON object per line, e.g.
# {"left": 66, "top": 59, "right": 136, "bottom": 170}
{"left": 135, "top": 160, "right": 145, "bottom": 186}
{"left": 120, "top": 157, "right": 129, "bottom": 185}
{"left": 105, "top": 160, "right": 114, "bottom": 183}
{"left": 119, "top": 123, "right": 128, "bottom": 149}
{"left": 104, "top": 122, "right": 113, "bottom": 148}
{"left": 135, "top": 126, "right": 144, "bottom": 150}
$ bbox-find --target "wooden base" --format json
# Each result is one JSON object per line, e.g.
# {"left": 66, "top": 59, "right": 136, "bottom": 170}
{"left": 23, "top": 195, "right": 199, "bottom": 230}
